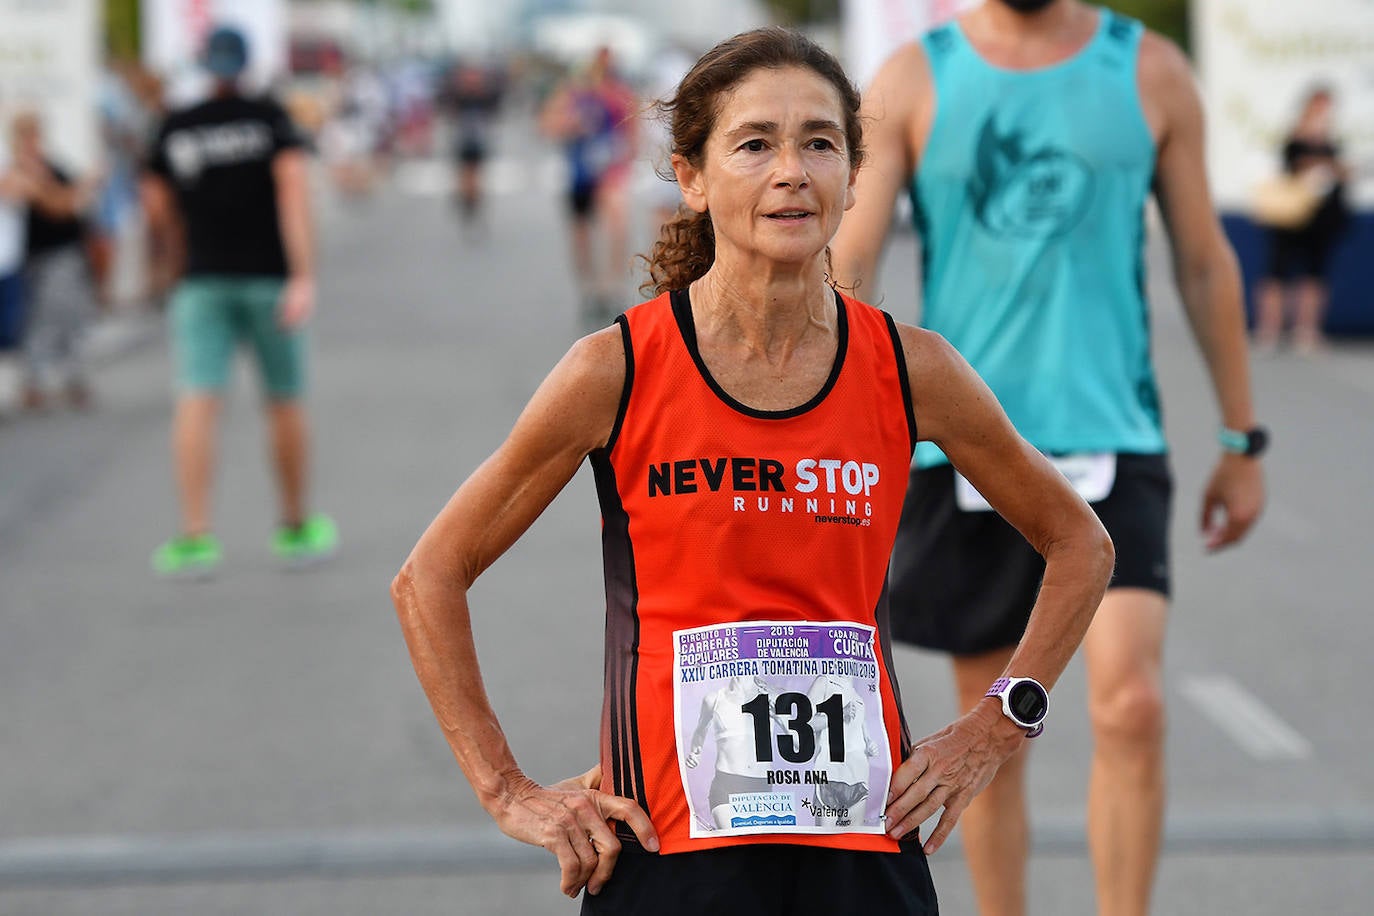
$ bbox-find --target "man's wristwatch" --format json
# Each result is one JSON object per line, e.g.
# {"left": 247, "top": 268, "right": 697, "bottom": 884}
{"left": 1218, "top": 425, "right": 1269, "bottom": 457}
{"left": 986, "top": 676, "right": 1050, "bottom": 738}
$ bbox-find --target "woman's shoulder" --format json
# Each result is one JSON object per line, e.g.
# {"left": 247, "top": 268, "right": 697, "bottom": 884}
{"left": 884, "top": 321, "right": 965, "bottom": 376}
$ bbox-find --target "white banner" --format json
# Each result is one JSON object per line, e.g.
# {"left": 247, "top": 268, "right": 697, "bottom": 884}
{"left": 142, "top": 0, "right": 286, "bottom": 105}
{"left": 0, "top": 0, "right": 101, "bottom": 171}
{"left": 841, "top": 0, "right": 977, "bottom": 90}
{"left": 1193, "top": 0, "right": 1374, "bottom": 211}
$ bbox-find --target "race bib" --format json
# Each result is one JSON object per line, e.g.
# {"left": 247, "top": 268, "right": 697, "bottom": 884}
{"left": 674, "top": 621, "right": 891, "bottom": 839}
{"left": 954, "top": 453, "right": 1117, "bottom": 512}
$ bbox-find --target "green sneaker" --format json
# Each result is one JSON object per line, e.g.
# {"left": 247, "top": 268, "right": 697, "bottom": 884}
{"left": 272, "top": 513, "right": 339, "bottom": 567}
{"left": 151, "top": 533, "right": 222, "bottom": 579}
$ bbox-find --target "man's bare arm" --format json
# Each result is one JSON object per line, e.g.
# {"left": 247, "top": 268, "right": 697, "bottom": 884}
{"left": 139, "top": 174, "right": 184, "bottom": 292}
{"left": 1142, "top": 33, "right": 1264, "bottom": 550}
{"left": 271, "top": 149, "right": 316, "bottom": 328}
{"left": 829, "top": 43, "right": 930, "bottom": 299}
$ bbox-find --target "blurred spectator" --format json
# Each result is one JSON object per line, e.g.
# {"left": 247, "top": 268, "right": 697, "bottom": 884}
{"left": 1253, "top": 86, "right": 1351, "bottom": 355}
{"left": 11, "top": 111, "right": 101, "bottom": 411}
{"left": 90, "top": 61, "right": 159, "bottom": 305}
{"left": 539, "top": 47, "right": 638, "bottom": 328}
{"left": 642, "top": 43, "right": 696, "bottom": 243}
{"left": 143, "top": 25, "right": 336, "bottom": 577}
{"left": 387, "top": 59, "right": 436, "bottom": 159}
{"left": 0, "top": 117, "right": 30, "bottom": 376}
{"left": 318, "top": 65, "right": 390, "bottom": 198}
{"left": 437, "top": 60, "right": 505, "bottom": 226}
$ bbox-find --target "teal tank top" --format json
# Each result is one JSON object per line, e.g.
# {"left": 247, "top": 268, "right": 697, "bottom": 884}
{"left": 912, "top": 10, "right": 1166, "bottom": 467}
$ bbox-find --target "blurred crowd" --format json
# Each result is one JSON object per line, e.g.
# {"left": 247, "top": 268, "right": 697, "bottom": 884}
{"left": 0, "top": 60, "right": 165, "bottom": 413}
{"left": 0, "top": 36, "right": 694, "bottom": 419}
{"left": 0, "top": 22, "right": 1362, "bottom": 422}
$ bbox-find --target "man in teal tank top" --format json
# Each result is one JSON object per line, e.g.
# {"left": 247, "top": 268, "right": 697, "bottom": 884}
{"left": 832, "top": 2, "right": 1266, "bottom": 914}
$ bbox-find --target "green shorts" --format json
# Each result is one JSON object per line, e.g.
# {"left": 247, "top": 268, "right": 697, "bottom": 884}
{"left": 170, "top": 276, "right": 306, "bottom": 398}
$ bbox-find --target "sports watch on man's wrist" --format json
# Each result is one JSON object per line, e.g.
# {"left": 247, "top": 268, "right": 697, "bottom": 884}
{"left": 1218, "top": 425, "right": 1269, "bottom": 457}
{"left": 986, "top": 676, "right": 1050, "bottom": 738}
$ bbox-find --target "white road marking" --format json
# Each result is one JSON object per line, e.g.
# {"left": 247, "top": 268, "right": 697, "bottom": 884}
{"left": 392, "top": 160, "right": 452, "bottom": 197}
{"left": 6, "top": 809, "right": 1374, "bottom": 885}
{"left": 1181, "top": 674, "right": 1313, "bottom": 760}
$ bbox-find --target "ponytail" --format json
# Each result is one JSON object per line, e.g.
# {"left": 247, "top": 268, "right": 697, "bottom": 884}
{"left": 642, "top": 207, "right": 714, "bottom": 297}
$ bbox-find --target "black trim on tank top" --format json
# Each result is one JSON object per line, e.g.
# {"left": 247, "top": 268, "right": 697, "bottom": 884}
{"left": 588, "top": 447, "right": 650, "bottom": 819}
{"left": 883, "top": 311, "right": 918, "bottom": 454}
{"left": 873, "top": 575, "right": 913, "bottom": 759}
{"left": 669, "top": 287, "right": 849, "bottom": 420}
{"left": 604, "top": 314, "right": 635, "bottom": 454}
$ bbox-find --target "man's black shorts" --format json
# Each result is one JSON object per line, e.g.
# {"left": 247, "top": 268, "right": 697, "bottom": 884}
{"left": 456, "top": 139, "right": 487, "bottom": 165}
{"left": 569, "top": 182, "right": 598, "bottom": 219}
{"left": 581, "top": 840, "right": 937, "bottom": 915}
{"left": 889, "top": 453, "right": 1172, "bottom": 655}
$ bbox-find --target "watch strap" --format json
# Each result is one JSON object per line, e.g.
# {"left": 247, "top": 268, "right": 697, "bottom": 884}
{"left": 1219, "top": 425, "right": 1269, "bottom": 457}
{"left": 1218, "top": 427, "right": 1250, "bottom": 454}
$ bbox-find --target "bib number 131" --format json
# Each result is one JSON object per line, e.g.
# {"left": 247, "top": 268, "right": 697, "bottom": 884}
{"left": 741, "top": 691, "right": 845, "bottom": 764}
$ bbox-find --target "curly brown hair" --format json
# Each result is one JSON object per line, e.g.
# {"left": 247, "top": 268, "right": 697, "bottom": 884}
{"left": 640, "top": 28, "right": 865, "bottom": 297}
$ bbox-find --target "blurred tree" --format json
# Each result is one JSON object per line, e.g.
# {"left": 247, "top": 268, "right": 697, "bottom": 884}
{"left": 764, "top": 0, "right": 1189, "bottom": 52}
{"left": 1092, "top": 0, "right": 1190, "bottom": 54}
{"left": 105, "top": 0, "right": 140, "bottom": 60}
{"left": 764, "top": 0, "right": 841, "bottom": 25}
{"left": 376, "top": 0, "right": 435, "bottom": 12}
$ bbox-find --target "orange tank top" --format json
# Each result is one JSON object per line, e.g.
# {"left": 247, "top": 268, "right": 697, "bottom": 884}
{"left": 591, "top": 289, "right": 917, "bottom": 855}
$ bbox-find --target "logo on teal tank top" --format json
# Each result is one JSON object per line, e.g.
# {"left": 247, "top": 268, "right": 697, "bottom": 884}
{"left": 970, "top": 115, "right": 1095, "bottom": 239}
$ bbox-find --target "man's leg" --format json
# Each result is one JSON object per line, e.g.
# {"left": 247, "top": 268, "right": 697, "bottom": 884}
{"left": 571, "top": 218, "right": 595, "bottom": 282}
{"left": 597, "top": 176, "right": 631, "bottom": 304}
{"left": 1292, "top": 277, "right": 1329, "bottom": 353}
{"left": 151, "top": 278, "right": 234, "bottom": 575}
{"left": 172, "top": 393, "right": 221, "bottom": 535}
{"left": 245, "top": 277, "right": 312, "bottom": 531}
{"left": 166, "top": 279, "right": 234, "bottom": 538}
{"left": 1083, "top": 587, "right": 1168, "bottom": 916}
{"left": 1252, "top": 278, "right": 1285, "bottom": 349}
{"left": 266, "top": 397, "right": 307, "bottom": 528}
{"left": 566, "top": 184, "right": 597, "bottom": 292}
{"left": 952, "top": 644, "right": 1027, "bottom": 916}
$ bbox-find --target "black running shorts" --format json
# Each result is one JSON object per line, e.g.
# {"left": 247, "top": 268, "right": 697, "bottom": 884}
{"left": 569, "top": 182, "right": 598, "bottom": 219}
{"left": 888, "top": 453, "right": 1172, "bottom": 655}
{"left": 581, "top": 840, "right": 937, "bottom": 915}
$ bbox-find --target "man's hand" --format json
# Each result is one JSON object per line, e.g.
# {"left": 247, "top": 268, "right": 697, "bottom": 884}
{"left": 1201, "top": 452, "right": 1264, "bottom": 551}
{"left": 494, "top": 764, "right": 659, "bottom": 899}
{"left": 884, "top": 703, "right": 1025, "bottom": 854}
{"left": 685, "top": 746, "right": 702, "bottom": 769}
{"left": 277, "top": 274, "right": 316, "bottom": 329}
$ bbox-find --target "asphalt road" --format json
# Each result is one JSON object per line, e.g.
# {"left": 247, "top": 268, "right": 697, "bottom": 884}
{"left": 1, "top": 114, "right": 1372, "bottom": 914}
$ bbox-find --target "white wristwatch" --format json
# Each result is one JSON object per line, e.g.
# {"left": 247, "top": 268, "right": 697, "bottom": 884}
{"left": 986, "top": 676, "right": 1049, "bottom": 738}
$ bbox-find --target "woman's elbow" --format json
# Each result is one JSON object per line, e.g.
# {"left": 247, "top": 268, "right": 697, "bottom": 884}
{"left": 391, "top": 558, "right": 420, "bottom": 616}
{"left": 1088, "top": 519, "right": 1116, "bottom": 589}
{"left": 391, "top": 542, "right": 474, "bottom": 616}
{"left": 391, "top": 546, "right": 439, "bottom": 613}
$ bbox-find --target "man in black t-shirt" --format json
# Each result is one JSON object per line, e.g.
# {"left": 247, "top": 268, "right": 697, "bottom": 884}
{"left": 143, "top": 25, "right": 337, "bottom": 578}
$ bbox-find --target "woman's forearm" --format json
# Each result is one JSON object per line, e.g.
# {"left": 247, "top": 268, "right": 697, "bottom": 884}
{"left": 391, "top": 561, "right": 524, "bottom": 812}
{"left": 1006, "top": 526, "right": 1115, "bottom": 689}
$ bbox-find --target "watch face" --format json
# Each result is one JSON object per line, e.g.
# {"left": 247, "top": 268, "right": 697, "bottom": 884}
{"left": 1009, "top": 681, "right": 1048, "bottom": 724}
